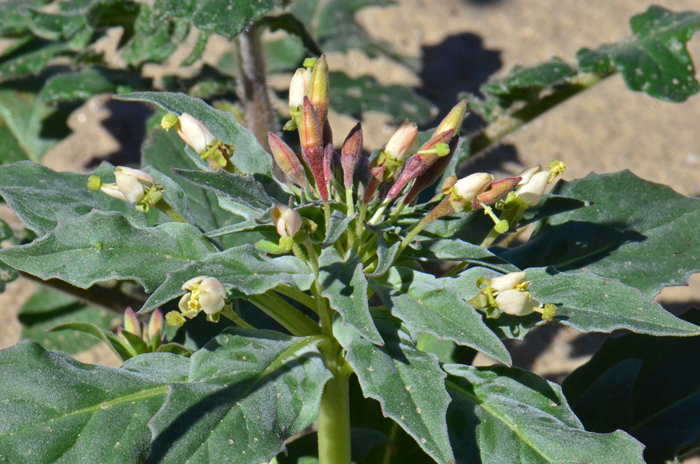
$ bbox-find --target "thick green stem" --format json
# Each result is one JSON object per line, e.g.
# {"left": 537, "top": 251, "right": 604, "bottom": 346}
{"left": 248, "top": 292, "right": 320, "bottom": 336}
{"left": 274, "top": 285, "right": 318, "bottom": 313}
{"left": 468, "top": 72, "right": 608, "bottom": 159}
{"left": 318, "top": 350, "right": 352, "bottom": 464}
{"left": 324, "top": 202, "right": 332, "bottom": 233}
{"left": 154, "top": 200, "right": 187, "bottom": 223}
{"left": 220, "top": 305, "right": 255, "bottom": 329}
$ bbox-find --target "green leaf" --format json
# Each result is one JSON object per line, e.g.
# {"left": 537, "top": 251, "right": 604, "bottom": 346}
{"left": 142, "top": 127, "right": 251, "bottom": 249}
{"left": 173, "top": 168, "right": 279, "bottom": 219}
{"left": 369, "top": 267, "right": 511, "bottom": 365}
{"left": 41, "top": 67, "right": 144, "bottom": 102}
{"left": 365, "top": 235, "right": 399, "bottom": 279}
{"left": 0, "top": 340, "right": 172, "bottom": 463}
{"left": 0, "top": 86, "right": 72, "bottom": 163}
{"left": 146, "top": 329, "right": 331, "bottom": 463}
{"left": 289, "top": 0, "right": 416, "bottom": 69}
{"left": 0, "top": 42, "right": 72, "bottom": 83}
{"left": 48, "top": 321, "right": 135, "bottom": 361}
{"left": 120, "top": 6, "right": 178, "bottom": 66}
{"left": 445, "top": 364, "right": 645, "bottom": 463}
{"left": 154, "top": 0, "right": 278, "bottom": 39}
{"left": 319, "top": 248, "right": 382, "bottom": 344}
{"left": 577, "top": 6, "right": 700, "bottom": 102}
{"left": 0, "top": 211, "right": 215, "bottom": 292}
{"left": 115, "top": 91, "right": 273, "bottom": 175}
{"left": 498, "top": 171, "right": 700, "bottom": 298}
{"left": 482, "top": 58, "right": 577, "bottom": 100}
{"left": 526, "top": 267, "right": 700, "bottom": 336}
{"left": 0, "top": 161, "right": 162, "bottom": 235}
{"left": 334, "top": 316, "right": 455, "bottom": 464}
{"left": 22, "top": 10, "right": 88, "bottom": 41}
{"left": 140, "top": 244, "right": 314, "bottom": 313}
{"left": 562, "top": 310, "right": 700, "bottom": 463}
{"left": 19, "top": 287, "right": 115, "bottom": 354}
{"left": 403, "top": 238, "right": 519, "bottom": 272}
{"left": 322, "top": 210, "right": 355, "bottom": 246}
{"left": 328, "top": 72, "right": 437, "bottom": 124}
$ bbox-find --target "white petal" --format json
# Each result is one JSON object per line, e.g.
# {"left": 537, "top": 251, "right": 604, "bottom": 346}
{"left": 178, "top": 293, "right": 191, "bottom": 313}
{"left": 289, "top": 68, "right": 311, "bottom": 110}
{"left": 516, "top": 166, "right": 542, "bottom": 185}
{"left": 115, "top": 171, "right": 147, "bottom": 203}
{"left": 495, "top": 290, "right": 533, "bottom": 316}
{"left": 271, "top": 204, "right": 302, "bottom": 237}
{"left": 200, "top": 277, "right": 227, "bottom": 298}
{"left": 178, "top": 113, "right": 216, "bottom": 153}
{"left": 181, "top": 275, "right": 206, "bottom": 291}
{"left": 100, "top": 184, "right": 128, "bottom": 202}
{"left": 516, "top": 171, "right": 549, "bottom": 206}
{"left": 116, "top": 166, "right": 154, "bottom": 185}
{"left": 453, "top": 173, "right": 494, "bottom": 201}
{"left": 490, "top": 271, "right": 526, "bottom": 292}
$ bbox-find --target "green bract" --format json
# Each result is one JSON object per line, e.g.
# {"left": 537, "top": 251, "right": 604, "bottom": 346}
{"left": 0, "top": 4, "right": 699, "bottom": 464}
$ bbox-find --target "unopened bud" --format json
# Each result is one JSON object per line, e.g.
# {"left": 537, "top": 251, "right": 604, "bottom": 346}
{"left": 490, "top": 271, "right": 527, "bottom": 292}
{"left": 148, "top": 309, "right": 164, "bottom": 341}
{"left": 299, "top": 97, "right": 328, "bottom": 202}
{"left": 87, "top": 175, "right": 102, "bottom": 191}
{"left": 472, "top": 176, "right": 522, "bottom": 210}
{"left": 515, "top": 170, "right": 549, "bottom": 206}
{"left": 176, "top": 113, "right": 217, "bottom": 155}
{"left": 454, "top": 173, "right": 494, "bottom": 201}
{"left": 268, "top": 132, "right": 309, "bottom": 188}
{"left": 384, "top": 120, "right": 418, "bottom": 163}
{"left": 271, "top": 204, "right": 303, "bottom": 237}
{"left": 289, "top": 68, "right": 311, "bottom": 111}
{"left": 341, "top": 123, "right": 363, "bottom": 188}
{"left": 123, "top": 307, "right": 141, "bottom": 338}
{"left": 165, "top": 311, "right": 186, "bottom": 327}
{"left": 308, "top": 55, "right": 329, "bottom": 124}
{"left": 495, "top": 289, "right": 534, "bottom": 316}
{"left": 434, "top": 100, "right": 467, "bottom": 138}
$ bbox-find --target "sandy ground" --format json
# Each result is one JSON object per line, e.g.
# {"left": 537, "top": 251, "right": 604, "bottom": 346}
{"left": 1, "top": 0, "right": 699, "bottom": 399}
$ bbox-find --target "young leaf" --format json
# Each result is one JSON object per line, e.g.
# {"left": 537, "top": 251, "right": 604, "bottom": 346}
{"left": 322, "top": 210, "right": 355, "bottom": 246}
{"left": 115, "top": 91, "right": 273, "bottom": 175}
{"left": 402, "top": 238, "right": 519, "bottom": 273}
{"left": 334, "top": 317, "right": 455, "bottom": 464}
{"left": 146, "top": 329, "right": 331, "bottom": 463}
{"left": 445, "top": 364, "right": 645, "bottom": 463}
{"left": 0, "top": 161, "right": 160, "bottom": 235}
{"left": 19, "top": 287, "right": 115, "bottom": 354}
{"left": 526, "top": 267, "right": 700, "bottom": 336}
{"left": 369, "top": 267, "right": 512, "bottom": 365}
{"left": 0, "top": 211, "right": 215, "bottom": 293}
{"left": 328, "top": 72, "right": 437, "bottom": 125}
{"left": 140, "top": 245, "right": 315, "bottom": 314}
{"left": 562, "top": 310, "right": 700, "bottom": 463}
{"left": 318, "top": 248, "right": 382, "bottom": 344}
{"left": 577, "top": 6, "right": 700, "bottom": 102}
{"left": 41, "top": 67, "right": 144, "bottom": 102}
{"left": 498, "top": 171, "right": 700, "bottom": 299}
{"left": 0, "top": 340, "right": 175, "bottom": 463}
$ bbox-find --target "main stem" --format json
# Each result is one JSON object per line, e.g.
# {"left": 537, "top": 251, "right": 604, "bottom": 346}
{"left": 317, "top": 361, "right": 352, "bottom": 464}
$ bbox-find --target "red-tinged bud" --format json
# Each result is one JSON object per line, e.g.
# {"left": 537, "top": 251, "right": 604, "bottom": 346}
{"left": 268, "top": 132, "right": 309, "bottom": 188}
{"left": 308, "top": 54, "right": 329, "bottom": 125}
{"left": 434, "top": 100, "right": 467, "bottom": 138}
{"left": 364, "top": 164, "right": 386, "bottom": 204}
{"left": 471, "top": 176, "right": 522, "bottom": 210}
{"left": 148, "top": 309, "right": 164, "bottom": 341}
{"left": 441, "top": 176, "right": 458, "bottom": 194}
{"left": 341, "top": 123, "right": 362, "bottom": 188}
{"left": 299, "top": 98, "right": 327, "bottom": 201}
{"left": 123, "top": 307, "right": 141, "bottom": 338}
{"left": 323, "top": 118, "right": 333, "bottom": 148}
{"left": 403, "top": 134, "right": 461, "bottom": 205}
{"left": 323, "top": 143, "right": 334, "bottom": 192}
{"left": 385, "top": 130, "right": 454, "bottom": 202}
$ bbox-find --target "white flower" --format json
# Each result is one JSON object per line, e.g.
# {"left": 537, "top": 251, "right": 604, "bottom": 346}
{"left": 490, "top": 271, "right": 527, "bottom": 292}
{"left": 179, "top": 276, "right": 227, "bottom": 316}
{"left": 453, "top": 173, "right": 494, "bottom": 201}
{"left": 515, "top": 170, "right": 550, "bottom": 206}
{"left": 289, "top": 68, "right": 311, "bottom": 110}
{"left": 271, "top": 204, "right": 303, "bottom": 237}
{"left": 176, "top": 113, "right": 216, "bottom": 154}
{"left": 384, "top": 119, "right": 418, "bottom": 163}
{"left": 495, "top": 289, "right": 540, "bottom": 316}
{"left": 100, "top": 167, "right": 154, "bottom": 204}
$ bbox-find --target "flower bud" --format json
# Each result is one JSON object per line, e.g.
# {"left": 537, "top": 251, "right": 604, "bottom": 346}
{"left": 341, "top": 123, "right": 363, "bottom": 188}
{"left": 308, "top": 55, "right": 329, "bottom": 124}
{"left": 517, "top": 166, "right": 542, "bottom": 185}
{"left": 271, "top": 204, "right": 303, "bottom": 237}
{"left": 434, "top": 100, "right": 467, "bottom": 138}
{"left": 148, "top": 308, "right": 164, "bottom": 341}
{"left": 289, "top": 68, "right": 311, "bottom": 111}
{"left": 471, "top": 176, "right": 522, "bottom": 210}
{"left": 123, "top": 307, "right": 141, "bottom": 338}
{"left": 176, "top": 113, "right": 216, "bottom": 155}
{"left": 495, "top": 289, "right": 535, "bottom": 316}
{"left": 299, "top": 97, "right": 328, "bottom": 202}
{"left": 490, "top": 271, "right": 527, "bottom": 292}
{"left": 268, "top": 132, "right": 309, "bottom": 188}
{"left": 453, "top": 173, "right": 494, "bottom": 201}
{"left": 384, "top": 120, "right": 418, "bottom": 163}
{"left": 114, "top": 167, "right": 154, "bottom": 204}
{"left": 515, "top": 170, "right": 549, "bottom": 206}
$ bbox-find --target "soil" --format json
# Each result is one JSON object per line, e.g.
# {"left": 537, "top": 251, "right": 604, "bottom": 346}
{"left": 1, "top": 0, "right": 699, "bottom": 427}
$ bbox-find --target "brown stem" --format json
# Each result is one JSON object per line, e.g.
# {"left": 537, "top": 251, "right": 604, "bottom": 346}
{"left": 237, "top": 23, "right": 277, "bottom": 151}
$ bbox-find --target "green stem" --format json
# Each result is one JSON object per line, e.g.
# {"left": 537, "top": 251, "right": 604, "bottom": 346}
{"left": 468, "top": 72, "right": 608, "bottom": 159}
{"left": 248, "top": 292, "right": 320, "bottom": 336}
{"left": 274, "top": 285, "right": 318, "bottom": 313}
{"left": 220, "top": 305, "right": 255, "bottom": 329}
{"left": 317, "top": 347, "right": 352, "bottom": 464}
{"left": 154, "top": 200, "right": 187, "bottom": 223}
{"left": 324, "top": 202, "right": 331, "bottom": 234}
{"left": 388, "top": 201, "right": 407, "bottom": 224}
{"left": 396, "top": 196, "right": 453, "bottom": 258}
{"left": 354, "top": 202, "right": 368, "bottom": 248}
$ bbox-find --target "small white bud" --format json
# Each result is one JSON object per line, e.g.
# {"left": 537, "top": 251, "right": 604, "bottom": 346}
{"left": 177, "top": 113, "right": 216, "bottom": 154}
{"left": 453, "top": 173, "right": 494, "bottom": 201}
{"left": 384, "top": 119, "right": 418, "bottom": 163}
{"left": 114, "top": 167, "right": 154, "bottom": 204}
{"left": 271, "top": 204, "right": 303, "bottom": 238}
{"left": 289, "top": 68, "right": 311, "bottom": 110}
{"left": 490, "top": 271, "right": 527, "bottom": 292}
{"left": 495, "top": 289, "right": 534, "bottom": 316}
{"left": 516, "top": 170, "right": 549, "bottom": 206}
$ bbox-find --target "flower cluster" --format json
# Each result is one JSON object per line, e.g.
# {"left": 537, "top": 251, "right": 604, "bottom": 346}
{"left": 88, "top": 167, "right": 162, "bottom": 212}
{"left": 469, "top": 271, "right": 556, "bottom": 321}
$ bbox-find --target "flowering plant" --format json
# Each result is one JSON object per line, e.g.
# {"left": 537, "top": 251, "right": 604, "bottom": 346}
{"left": 0, "top": 5, "right": 699, "bottom": 464}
